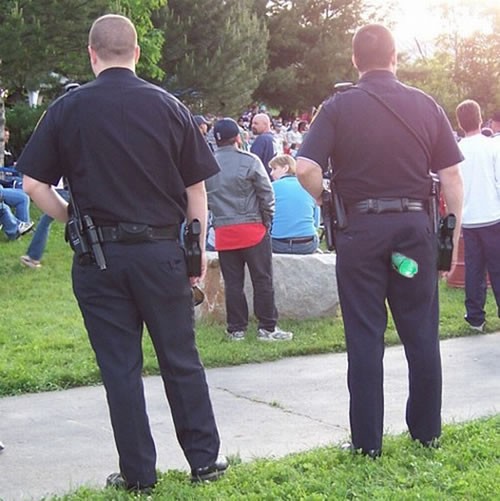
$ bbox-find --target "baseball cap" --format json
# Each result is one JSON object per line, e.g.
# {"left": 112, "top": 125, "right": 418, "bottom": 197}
{"left": 214, "top": 118, "right": 240, "bottom": 141}
{"left": 194, "top": 115, "right": 210, "bottom": 126}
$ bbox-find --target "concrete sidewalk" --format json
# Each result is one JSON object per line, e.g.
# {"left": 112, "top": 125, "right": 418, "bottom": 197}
{"left": 1, "top": 333, "right": 499, "bottom": 501}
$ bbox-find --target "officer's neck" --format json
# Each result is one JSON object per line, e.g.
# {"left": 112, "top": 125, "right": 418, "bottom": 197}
{"left": 358, "top": 65, "right": 395, "bottom": 78}
{"left": 94, "top": 62, "right": 136, "bottom": 76}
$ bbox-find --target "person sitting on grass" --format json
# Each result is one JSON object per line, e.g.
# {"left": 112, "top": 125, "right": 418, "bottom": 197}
{"left": 269, "top": 154, "right": 320, "bottom": 254}
{"left": 0, "top": 199, "right": 34, "bottom": 240}
{"left": 0, "top": 185, "right": 32, "bottom": 224}
{"left": 20, "top": 180, "right": 69, "bottom": 269}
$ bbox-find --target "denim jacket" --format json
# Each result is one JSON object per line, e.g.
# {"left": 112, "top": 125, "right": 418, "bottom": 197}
{"left": 206, "top": 145, "right": 274, "bottom": 228}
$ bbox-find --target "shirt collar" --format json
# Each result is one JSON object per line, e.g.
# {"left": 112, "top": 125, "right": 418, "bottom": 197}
{"left": 359, "top": 70, "right": 397, "bottom": 84}
{"left": 97, "top": 67, "right": 136, "bottom": 80}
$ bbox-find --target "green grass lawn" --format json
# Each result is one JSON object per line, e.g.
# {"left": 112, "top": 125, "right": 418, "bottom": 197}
{"left": 2, "top": 209, "right": 499, "bottom": 500}
{"left": 1, "top": 208, "right": 500, "bottom": 396}
{"left": 52, "top": 416, "right": 500, "bottom": 500}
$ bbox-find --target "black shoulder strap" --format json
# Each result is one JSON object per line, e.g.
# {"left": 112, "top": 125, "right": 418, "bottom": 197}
{"left": 352, "top": 85, "right": 432, "bottom": 166}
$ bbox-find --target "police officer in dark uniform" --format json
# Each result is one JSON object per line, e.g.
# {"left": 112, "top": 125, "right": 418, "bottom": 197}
{"left": 17, "top": 14, "right": 227, "bottom": 492}
{"left": 296, "top": 24, "right": 464, "bottom": 457}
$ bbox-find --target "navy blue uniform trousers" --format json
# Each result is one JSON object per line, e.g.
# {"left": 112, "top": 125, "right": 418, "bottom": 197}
{"left": 335, "top": 211, "right": 441, "bottom": 452}
{"left": 72, "top": 239, "right": 220, "bottom": 487}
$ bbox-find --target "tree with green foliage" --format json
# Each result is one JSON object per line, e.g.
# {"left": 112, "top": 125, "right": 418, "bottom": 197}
{"left": 156, "top": 0, "right": 268, "bottom": 116}
{"left": 0, "top": 0, "right": 109, "bottom": 93}
{"left": 399, "top": 1, "right": 500, "bottom": 121}
{"left": 113, "top": 0, "right": 166, "bottom": 80}
{"left": 254, "top": 0, "right": 368, "bottom": 115}
{"left": 0, "top": 0, "right": 166, "bottom": 101}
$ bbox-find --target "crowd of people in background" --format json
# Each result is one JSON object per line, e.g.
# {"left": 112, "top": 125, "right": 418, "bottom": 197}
{"left": 2, "top": 100, "right": 499, "bottom": 265}
{"left": 1, "top": 17, "right": 499, "bottom": 485}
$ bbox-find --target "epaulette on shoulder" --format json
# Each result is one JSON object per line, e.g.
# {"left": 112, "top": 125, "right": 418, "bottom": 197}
{"left": 311, "top": 82, "right": 356, "bottom": 123}
{"left": 333, "top": 82, "right": 355, "bottom": 93}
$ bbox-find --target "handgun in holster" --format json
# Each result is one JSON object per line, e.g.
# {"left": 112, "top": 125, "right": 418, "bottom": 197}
{"left": 437, "top": 214, "right": 456, "bottom": 271}
{"left": 429, "top": 175, "right": 455, "bottom": 271}
{"left": 64, "top": 181, "right": 107, "bottom": 270}
{"left": 184, "top": 219, "right": 202, "bottom": 277}
{"left": 321, "top": 180, "right": 347, "bottom": 251}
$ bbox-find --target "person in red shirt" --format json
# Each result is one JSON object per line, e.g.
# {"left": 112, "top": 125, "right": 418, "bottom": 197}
{"left": 206, "top": 118, "right": 293, "bottom": 342}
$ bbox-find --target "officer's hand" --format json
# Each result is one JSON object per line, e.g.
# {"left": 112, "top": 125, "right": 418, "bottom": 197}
{"left": 440, "top": 261, "right": 456, "bottom": 280}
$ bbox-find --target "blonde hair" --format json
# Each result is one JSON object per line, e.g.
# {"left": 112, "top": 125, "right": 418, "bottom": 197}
{"left": 89, "top": 14, "right": 137, "bottom": 63}
{"left": 269, "top": 154, "right": 296, "bottom": 175}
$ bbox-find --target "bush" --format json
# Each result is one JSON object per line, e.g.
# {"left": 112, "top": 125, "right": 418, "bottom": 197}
{"left": 5, "top": 102, "right": 47, "bottom": 155}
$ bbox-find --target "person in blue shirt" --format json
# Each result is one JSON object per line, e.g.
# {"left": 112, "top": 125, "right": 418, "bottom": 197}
{"left": 269, "top": 154, "right": 319, "bottom": 254}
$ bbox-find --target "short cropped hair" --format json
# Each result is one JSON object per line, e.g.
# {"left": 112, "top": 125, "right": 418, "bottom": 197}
{"left": 269, "top": 154, "right": 296, "bottom": 175}
{"left": 89, "top": 14, "right": 137, "bottom": 63}
{"left": 216, "top": 137, "right": 238, "bottom": 147}
{"left": 352, "top": 24, "right": 395, "bottom": 72}
{"left": 456, "top": 99, "right": 482, "bottom": 133}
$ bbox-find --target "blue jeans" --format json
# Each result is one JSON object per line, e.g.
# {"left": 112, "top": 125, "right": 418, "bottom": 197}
{"left": 26, "top": 189, "right": 69, "bottom": 260}
{"left": 0, "top": 185, "right": 30, "bottom": 222}
{"left": 0, "top": 201, "right": 20, "bottom": 239}
{"left": 271, "top": 234, "right": 319, "bottom": 254}
{"left": 463, "top": 222, "right": 500, "bottom": 326}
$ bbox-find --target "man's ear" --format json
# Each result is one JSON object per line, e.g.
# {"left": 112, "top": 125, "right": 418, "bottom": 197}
{"left": 134, "top": 45, "right": 141, "bottom": 64}
{"left": 390, "top": 50, "right": 397, "bottom": 67}
{"left": 351, "top": 54, "right": 358, "bottom": 70}
{"left": 88, "top": 46, "right": 97, "bottom": 65}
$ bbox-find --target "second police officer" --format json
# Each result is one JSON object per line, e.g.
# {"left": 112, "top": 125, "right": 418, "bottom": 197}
{"left": 296, "top": 24, "right": 464, "bottom": 458}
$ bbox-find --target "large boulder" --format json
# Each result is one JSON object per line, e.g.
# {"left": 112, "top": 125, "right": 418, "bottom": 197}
{"left": 197, "top": 251, "right": 339, "bottom": 322}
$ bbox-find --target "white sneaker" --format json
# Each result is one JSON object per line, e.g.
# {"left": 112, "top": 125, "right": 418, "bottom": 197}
{"left": 257, "top": 327, "right": 293, "bottom": 341}
{"left": 469, "top": 322, "right": 485, "bottom": 333}
{"left": 226, "top": 330, "right": 246, "bottom": 341}
{"left": 20, "top": 255, "right": 42, "bottom": 269}
{"left": 16, "top": 221, "right": 34, "bottom": 238}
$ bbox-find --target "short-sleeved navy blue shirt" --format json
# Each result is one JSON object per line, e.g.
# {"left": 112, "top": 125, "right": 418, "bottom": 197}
{"left": 298, "top": 70, "right": 463, "bottom": 205}
{"left": 250, "top": 132, "right": 276, "bottom": 172}
{"left": 16, "top": 68, "right": 219, "bottom": 226}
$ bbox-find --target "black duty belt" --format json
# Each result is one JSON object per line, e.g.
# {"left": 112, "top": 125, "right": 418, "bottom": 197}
{"left": 274, "top": 236, "right": 315, "bottom": 244}
{"left": 97, "top": 223, "right": 179, "bottom": 243}
{"left": 349, "top": 198, "right": 426, "bottom": 215}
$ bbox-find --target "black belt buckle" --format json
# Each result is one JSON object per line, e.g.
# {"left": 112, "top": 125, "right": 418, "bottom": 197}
{"left": 116, "top": 223, "right": 152, "bottom": 242}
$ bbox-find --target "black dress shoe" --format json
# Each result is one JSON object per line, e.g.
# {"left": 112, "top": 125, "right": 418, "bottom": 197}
{"left": 417, "top": 437, "right": 441, "bottom": 449}
{"left": 191, "top": 455, "right": 229, "bottom": 483}
{"left": 106, "top": 472, "right": 155, "bottom": 494}
{"left": 341, "top": 442, "right": 381, "bottom": 459}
